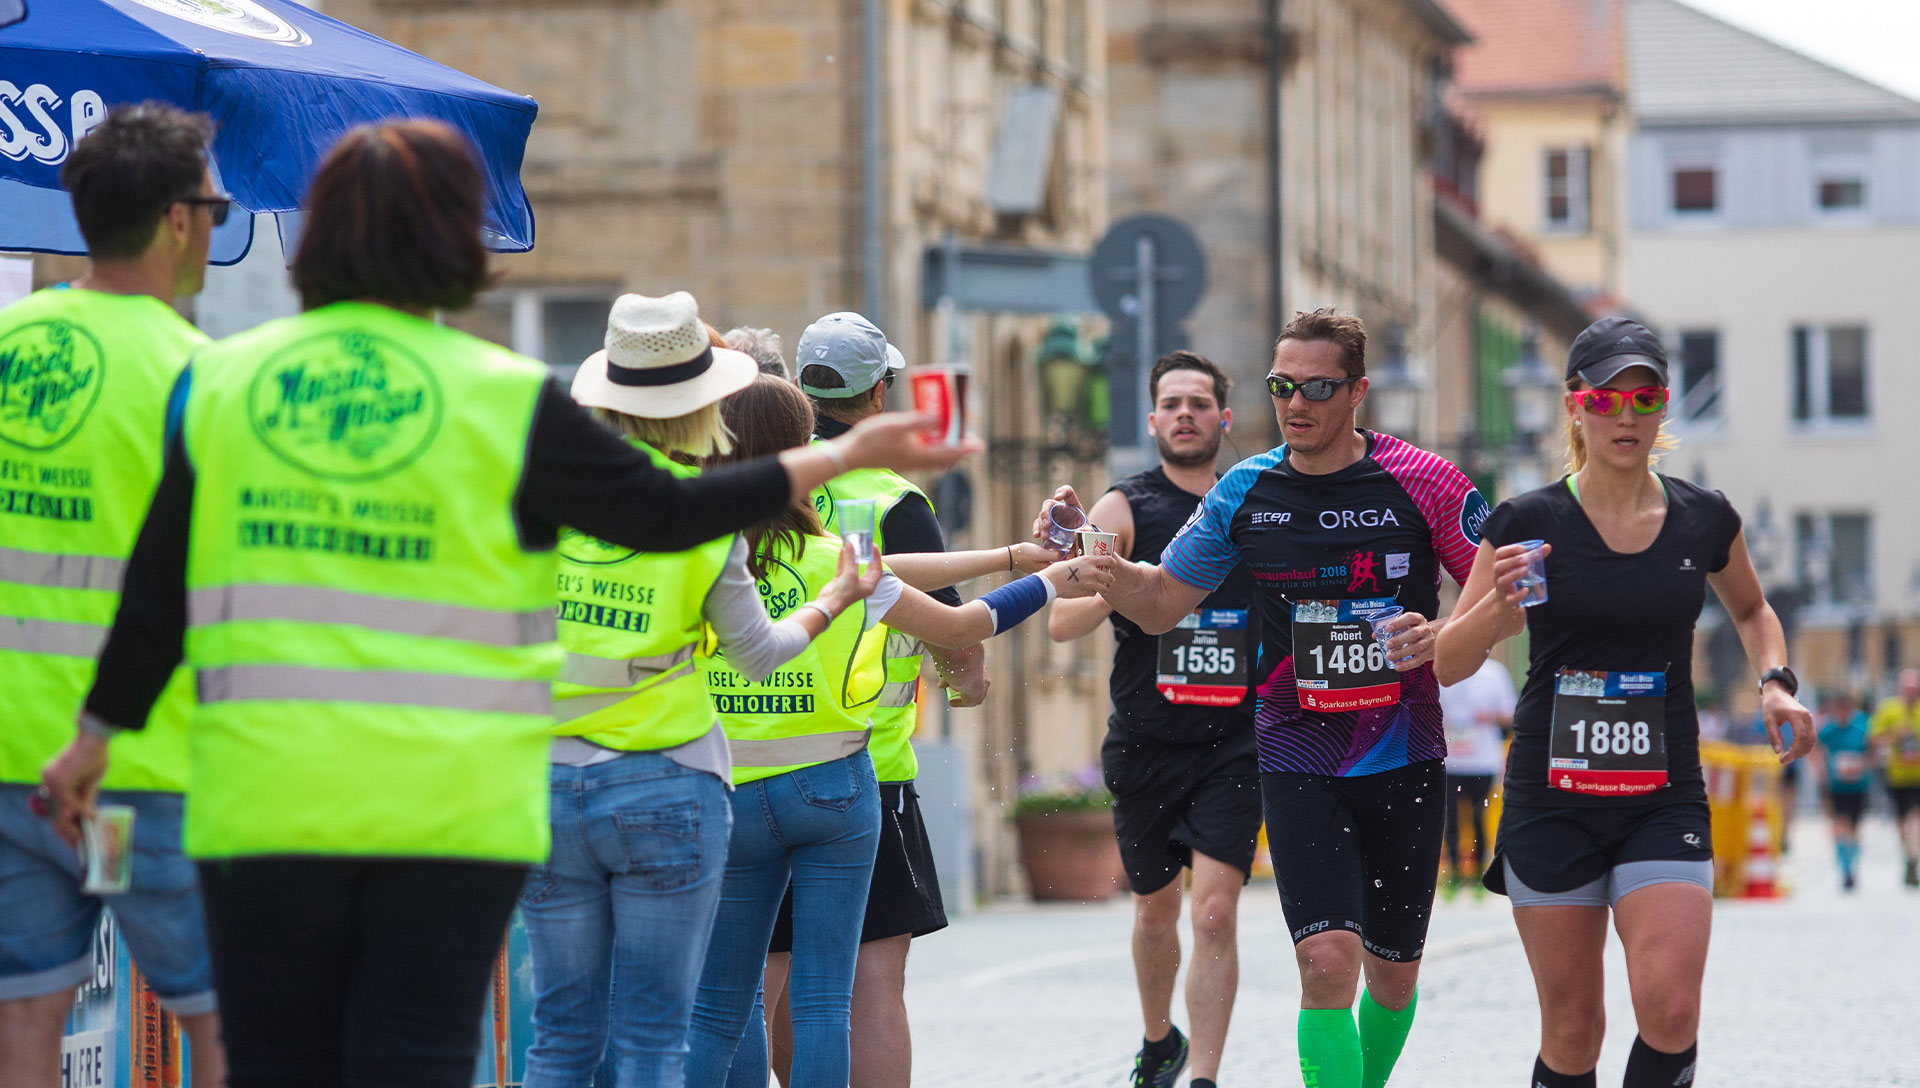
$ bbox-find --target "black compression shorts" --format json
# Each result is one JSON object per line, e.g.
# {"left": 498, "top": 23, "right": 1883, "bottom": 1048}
{"left": 1261, "top": 759, "right": 1444, "bottom": 963}
{"left": 1487, "top": 798, "right": 1712, "bottom": 896}
{"left": 1828, "top": 791, "right": 1867, "bottom": 825}
{"left": 1103, "top": 732, "right": 1262, "bottom": 895}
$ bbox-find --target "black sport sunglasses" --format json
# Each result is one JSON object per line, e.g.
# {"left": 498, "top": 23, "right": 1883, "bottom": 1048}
{"left": 178, "top": 193, "right": 234, "bottom": 227}
{"left": 1266, "top": 374, "right": 1359, "bottom": 401}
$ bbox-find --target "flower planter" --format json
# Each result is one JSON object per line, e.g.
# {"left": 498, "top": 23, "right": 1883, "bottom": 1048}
{"left": 1014, "top": 808, "right": 1126, "bottom": 902}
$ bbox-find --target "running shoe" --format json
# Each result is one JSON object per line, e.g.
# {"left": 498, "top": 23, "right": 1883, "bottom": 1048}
{"left": 1132, "top": 1026, "right": 1189, "bottom": 1088}
{"left": 1905, "top": 859, "right": 1918, "bottom": 887}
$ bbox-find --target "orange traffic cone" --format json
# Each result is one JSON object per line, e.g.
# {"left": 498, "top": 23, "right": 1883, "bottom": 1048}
{"left": 1739, "top": 791, "right": 1779, "bottom": 899}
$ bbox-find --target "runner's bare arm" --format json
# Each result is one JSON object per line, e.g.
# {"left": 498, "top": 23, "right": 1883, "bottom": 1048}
{"left": 884, "top": 543, "right": 1062, "bottom": 590}
{"left": 1048, "top": 489, "right": 1134, "bottom": 642}
{"left": 1707, "top": 529, "right": 1815, "bottom": 764}
{"left": 1101, "top": 556, "right": 1209, "bottom": 636}
{"left": 1433, "top": 539, "right": 1538, "bottom": 686}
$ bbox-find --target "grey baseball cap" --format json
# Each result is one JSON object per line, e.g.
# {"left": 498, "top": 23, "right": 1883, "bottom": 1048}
{"left": 1567, "top": 315, "right": 1670, "bottom": 387}
{"left": 796, "top": 311, "right": 906, "bottom": 398}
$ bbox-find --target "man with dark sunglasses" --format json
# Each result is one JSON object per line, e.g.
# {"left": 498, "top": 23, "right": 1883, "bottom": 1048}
{"left": 1087, "top": 307, "right": 1487, "bottom": 1088}
{"left": 0, "top": 103, "right": 228, "bottom": 1084}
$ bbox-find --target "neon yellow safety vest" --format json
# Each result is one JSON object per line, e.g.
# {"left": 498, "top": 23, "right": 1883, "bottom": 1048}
{"left": 179, "top": 302, "right": 561, "bottom": 862}
{"left": 812, "top": 459, "right": 927, "bottom": 782}
{"left": 0, "top": 288, "right": 201, "bottom": 792}
{"left": 701, "top": 534, "right": 885, "bottom": 786}
{"left": 553, "top": 440, "right": 732, "bottom": 751}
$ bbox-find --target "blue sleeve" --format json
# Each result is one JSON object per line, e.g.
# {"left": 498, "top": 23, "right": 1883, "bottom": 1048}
{"left": 163, "top": 365, "right": 191, "bottom": 446}
{"left": 1160, "top": 452, "right": 1273, "bottom": 592}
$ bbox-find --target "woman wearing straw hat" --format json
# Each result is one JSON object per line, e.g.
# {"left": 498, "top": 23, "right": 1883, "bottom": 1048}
{"left": 521, "top": 292, "right": 888, "bottom": 1088}
{"left": 684, "top": 375, "right": 1115, "bottom": 1088}
{"left": 38, "top": 120, "right": 973, "bottom": 1088}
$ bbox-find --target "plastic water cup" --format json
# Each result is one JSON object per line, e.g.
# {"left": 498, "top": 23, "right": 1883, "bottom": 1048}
{"left": 1516, "top": 539, "right": 1549, "bottom": 607}
{"left": 1045, "top": 503, "right": 1086, "bottom": 551}
{"left": 838, "top": 498, "right": 877, "bottom": 566}
{"left": 81, "top": 804, "right": 135, "bottom": 896}
{"left": 1075, "top": 528, "right": 1117, "bottom": 558}
{"left": 1368, "top": 604, "right": 1406, "bottom": 657}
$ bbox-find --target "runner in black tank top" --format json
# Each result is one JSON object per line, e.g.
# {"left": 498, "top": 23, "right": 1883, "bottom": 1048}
{"left": 1046, "top": 354, "right": 1259, "bottom": 1088}
{"left": 1435, "top": 318, "right": 1815, "bottom": 1088}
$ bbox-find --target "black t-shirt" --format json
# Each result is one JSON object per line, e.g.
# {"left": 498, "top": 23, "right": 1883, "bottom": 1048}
{"left": 1485, "top": 474, "right": 1742, "bottom": 808}
{"left": 1106, "top": 467, "right": 1256, "bottom": 745}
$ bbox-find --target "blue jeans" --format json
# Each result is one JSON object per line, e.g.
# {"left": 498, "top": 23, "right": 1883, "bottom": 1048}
{"left": 685, "top": 752, "right": 880, "bottom": 1088}
{"left": 0, "top": 784, "right": 214, "bottom": 1012}
{"left": 519, "top": 753, "right": 732, "bottom": 1088}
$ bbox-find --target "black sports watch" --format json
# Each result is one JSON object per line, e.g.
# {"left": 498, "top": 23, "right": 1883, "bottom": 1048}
{"left": 1758, "top": 666, "right": 1798, "bottom": 697}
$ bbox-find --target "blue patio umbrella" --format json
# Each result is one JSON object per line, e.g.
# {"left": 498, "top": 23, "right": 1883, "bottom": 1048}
{"left": 0, "top": 0, "right": 538, "bottom": 264}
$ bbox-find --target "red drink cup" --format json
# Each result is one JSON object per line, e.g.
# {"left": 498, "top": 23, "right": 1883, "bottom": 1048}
{"left": 909, "top": 366, "right": 969, "bottom": 446}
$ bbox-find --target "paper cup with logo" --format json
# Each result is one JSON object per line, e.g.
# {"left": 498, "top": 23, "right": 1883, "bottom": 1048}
{"left": 81, "top": 804, "right": 135, "bottom": 896}
{"left": 909, "top": 366, "right": 970, "bottom": 446}
{"left": 1075, "top": 527, "right": 1118, "bottom": 558}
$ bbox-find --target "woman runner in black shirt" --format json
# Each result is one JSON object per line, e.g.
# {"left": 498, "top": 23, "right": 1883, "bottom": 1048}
{"left": 1435, "top": 317, "right": 1813, "bottom": 1088}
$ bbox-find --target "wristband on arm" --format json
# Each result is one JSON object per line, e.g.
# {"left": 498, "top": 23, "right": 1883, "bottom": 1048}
{"left": 978, "top": 573, "right": 1058, "bottom": 635}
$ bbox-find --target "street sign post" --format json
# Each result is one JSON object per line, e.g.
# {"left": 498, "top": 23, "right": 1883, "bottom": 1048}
{"left": 1088, "top": 214, "right": 1207, "bottom": 474}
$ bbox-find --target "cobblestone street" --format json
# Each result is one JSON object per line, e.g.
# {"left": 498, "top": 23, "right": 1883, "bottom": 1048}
{"left": 908, "top": 814, "right": 1920, "bottom": 1086}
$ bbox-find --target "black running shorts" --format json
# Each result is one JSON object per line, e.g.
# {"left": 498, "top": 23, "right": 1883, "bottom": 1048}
{"left": 767, "top": 781, "right": 947, "bottom": 953}
{"left": 1893, "top": 786, "right": 1920, "bottom": 820}
{"left": 1102, "top": 732, "right": 1262, "bottom": 896}
{"left": 1487, "top": 798, "right": 1712, "bottom": 897}
{"left": 1829, "top": 791, "right": 1867, "bottom": 825}
{"left": 1261, "top": 759, "right": 1444, "bottom": 963}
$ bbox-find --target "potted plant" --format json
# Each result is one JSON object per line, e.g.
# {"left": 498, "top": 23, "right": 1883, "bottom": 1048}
{"left": 1012, "top": 767, "right": 1126, "bottom": 902}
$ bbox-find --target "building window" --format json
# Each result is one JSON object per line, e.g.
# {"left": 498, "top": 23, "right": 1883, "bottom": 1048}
{"left": 1791, "top": 324, "right": 1869, "bottom": 424}
{"left": 1817, "top": 176, "right": 1866, "bottom": 211}
{"left": 1795, "top": 512, "right": 1873, "bottom": 605}
{"left": 1674, "top": 330, "right": 1721, "bottom": 422}
{"left": 1671, "top": 166, "right": 1717, "bottom": 214}
{"left": 1542, "top": 147, "right": 1590, "bottom": 233}
{"left": 453, "top": 288, "right": 620, "bottom": 383}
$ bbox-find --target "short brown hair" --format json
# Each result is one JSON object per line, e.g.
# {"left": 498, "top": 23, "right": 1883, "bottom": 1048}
{"left": 60, "top": 103, "right": 214, "bottom": 260}
{"left": 1149, "top": 350, "right": 1230, "bottom": 406}
{"left": 1276, "top": 308, "right": 1367, "bottom": 377}
{"left": 292, "top": 120, "right": 491, "bottom": 312}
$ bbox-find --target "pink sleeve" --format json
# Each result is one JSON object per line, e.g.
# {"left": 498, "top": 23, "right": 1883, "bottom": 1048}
{"left": 1373, "top": 434, "right": 1487, "bottom": 587}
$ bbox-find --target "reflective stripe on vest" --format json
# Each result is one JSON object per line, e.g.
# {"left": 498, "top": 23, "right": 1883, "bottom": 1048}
{"left": 558, "top": 645, "right": 697, "bottom": 689}
{"left": 197, "top": 664, "right": 550, "bottom": 716}
{"left": 0, "top": 288, "right": 204, "bottom": 792}
{"left": 188, "top": 584, "right": 554, "bottom": 647}
{"left": 0, "top": 547, "right": 129, "bottom": 593}
{"left": 0, "top": 616, "right": 110, "bottom": 658}
{"left": 730, "top": 728, "right": 870, "bottom": 768}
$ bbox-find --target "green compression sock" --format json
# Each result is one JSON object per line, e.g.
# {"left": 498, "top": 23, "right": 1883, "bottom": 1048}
{"left": 1357, "top": 989, "right": 1417, "bottom": 1088}
{"left": 1297, "top": 1008, "right": 1363, "bottom": 1088}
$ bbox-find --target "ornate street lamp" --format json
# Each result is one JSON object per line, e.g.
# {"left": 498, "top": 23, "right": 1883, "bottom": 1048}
{"left": 1365, "top": 322, "right": 1422, "bottom": 439}
{"left": 1501, "top": 325, "right": 1560, "bottom": 495}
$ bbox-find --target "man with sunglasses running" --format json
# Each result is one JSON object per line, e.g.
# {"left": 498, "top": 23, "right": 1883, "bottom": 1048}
{"left": 1089, "top": 308, "right": 1486, "bottom": 1088}
{"left": 0, "top": 104, "right": 228, "bottom": 1085}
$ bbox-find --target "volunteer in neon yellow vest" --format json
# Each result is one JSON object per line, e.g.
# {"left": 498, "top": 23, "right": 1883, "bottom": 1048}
{"left": 687, "top": 375, "right": 1117, "bottom": 1088}
{"left": 788, "top": 311, "right": 987, "bottom": 1078}
{"left": 40, "top": 120, "right": 981, "bottom": 1088}
{"left": 524, "top": 294, "right": 881, "bottom": 1088}
{"left": 0, "top": 104, "right": 228, "bottom": 1088}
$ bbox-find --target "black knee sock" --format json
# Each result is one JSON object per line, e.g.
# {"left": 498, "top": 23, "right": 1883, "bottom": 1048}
{"left": 1532, "top": 1054, "right": 1597, "bottom": 1088}
{"left": 1622, "top": 1036, "right": 1697, "bottom": 1087}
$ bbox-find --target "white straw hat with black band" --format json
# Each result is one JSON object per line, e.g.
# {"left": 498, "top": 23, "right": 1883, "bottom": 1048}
{"left": 572, "top": 292, "right": 757, "bottom": 419}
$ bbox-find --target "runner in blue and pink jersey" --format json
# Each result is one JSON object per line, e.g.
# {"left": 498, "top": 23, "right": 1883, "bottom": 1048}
{"left": 1094, "top": 309, "right": 1485, "bottom": 1088}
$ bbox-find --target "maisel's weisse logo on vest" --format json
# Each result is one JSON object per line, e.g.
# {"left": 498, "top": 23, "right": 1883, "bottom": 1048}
{"left": 0, "top": 320, "right": 105, "bottom": 452}
{"left": 250, "top": 330, "right": 443, "bottom": 481}
{"left": 813, "top": 487, "right": 836, "bottom": 529}
{"left": 758, "top": 556, "right": 811, "bottom": 623}
{"left": 558, "top": 527, "right": 638, "bottom": 566}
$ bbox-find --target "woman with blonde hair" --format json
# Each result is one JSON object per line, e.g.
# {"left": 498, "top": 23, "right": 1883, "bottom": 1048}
{"left": 685, "top": 375, "right": 1113, "bottom": 1088}
{"left": 522, "top": 292, "right": 890, "bottom": 1088}
{"left": 1435, "top": 316, "right": 1813, "bottom": 1088}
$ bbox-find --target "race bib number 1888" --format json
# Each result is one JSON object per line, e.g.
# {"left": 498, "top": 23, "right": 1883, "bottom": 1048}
{"left": 1548, "top": 669, "right": 1668, "bottom": 796}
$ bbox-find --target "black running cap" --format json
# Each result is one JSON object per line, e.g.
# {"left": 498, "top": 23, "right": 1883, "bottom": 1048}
{"left": 1567, "top": 315, "right": 1669, "bottom": 387}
